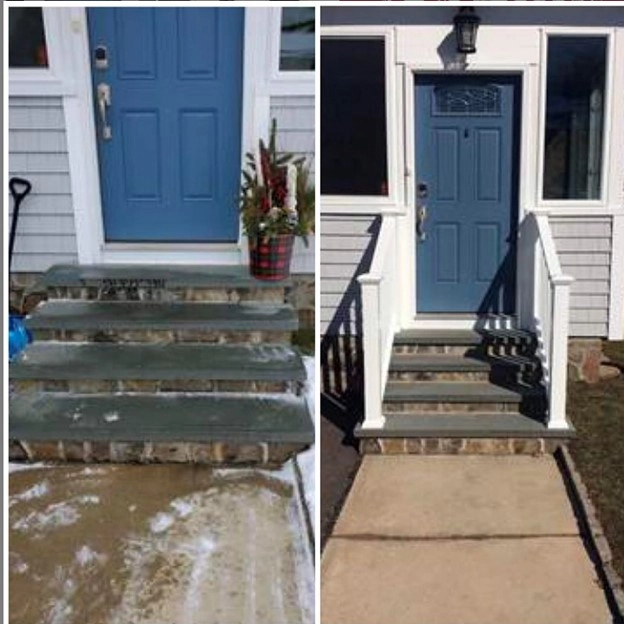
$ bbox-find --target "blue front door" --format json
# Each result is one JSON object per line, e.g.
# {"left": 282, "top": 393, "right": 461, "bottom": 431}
{"left": 88, "top": 8, "right": 244, "bottom": 242}
{"left": 415, "top": 75, "right": 519, "bottom": 313}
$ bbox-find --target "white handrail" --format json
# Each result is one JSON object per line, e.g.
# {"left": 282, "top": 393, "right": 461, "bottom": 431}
{"left": 358, "top": 214, "right": 399, "bottom": 429}
{"left": 524, "top": 213, "right": 574, "bottom": 429}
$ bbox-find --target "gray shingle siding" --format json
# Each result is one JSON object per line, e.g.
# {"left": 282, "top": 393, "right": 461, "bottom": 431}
{"left": 9, "top": 96, "right": 78, "bottom": 272}
{"left": 321, "top": 215, "right": 380, "bottom": 335}
{"left": 550, "top": 216, "right": 612, "bottom": 337}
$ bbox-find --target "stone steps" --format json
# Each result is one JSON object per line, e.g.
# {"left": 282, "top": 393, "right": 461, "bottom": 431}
{"left": 9, "top": 392, "right": 312, "bottom": 465}
{"left": 10, "top": 263, "right": 312, "bottom": 466}
{"left": 359, "top": 325, "right": 567, "bottom": 455}
{"left": 11, "top": 342, "right": 306, "bottom": 394}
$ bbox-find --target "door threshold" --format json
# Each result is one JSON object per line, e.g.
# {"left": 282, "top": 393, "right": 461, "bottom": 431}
{"left": 408, "top": 314, "right": 517, "bottom": 331}
{"left": 99, "top": 243, "right": 241, "bottom": 265}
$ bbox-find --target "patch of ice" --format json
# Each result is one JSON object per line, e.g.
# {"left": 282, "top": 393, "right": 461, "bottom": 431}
{"left": 149, "top": 512, "right": 175, "bottom": 534}
{"left": 103, "top": 411, "right": 120, "bottom": 423}
{"left": 9, "top": 480, "right": 49, "bottom": 507}
{"left": 77, "top": 467, "right": 107, "bottom": 477}
{"left": 78, "top": 495, "right": 100, "bottom": 505}
{"left": 75, "top": 545, "right": 106, "bottom": 567}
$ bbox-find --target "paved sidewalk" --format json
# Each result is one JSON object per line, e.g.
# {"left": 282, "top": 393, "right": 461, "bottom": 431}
{"left": 322, "top": 455, "right": 612, "bottom": 624}
{"left": 10, "top": 463, "right": 314, "bottom": 624}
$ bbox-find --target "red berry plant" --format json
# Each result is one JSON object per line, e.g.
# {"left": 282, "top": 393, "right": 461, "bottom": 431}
{"left": 240, "top": 119, "right": 314, "bottom": 244}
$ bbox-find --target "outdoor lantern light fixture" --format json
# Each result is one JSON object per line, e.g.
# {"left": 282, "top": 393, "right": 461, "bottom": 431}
{"left": 453, "top": 7, "right": 480, "bottom": 55}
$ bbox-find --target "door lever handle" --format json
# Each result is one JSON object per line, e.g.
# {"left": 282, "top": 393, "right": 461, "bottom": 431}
{"left": 416, "top": 206, "right": 427, "bottom": 242}
{"left": 97, "top": 83, "right": 112, "bottom": 140}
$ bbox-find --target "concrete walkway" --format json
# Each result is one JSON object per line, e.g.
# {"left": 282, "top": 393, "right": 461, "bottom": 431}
{"left": 10, "top": 463, "right": 314, "bottom": 624}
{"left": 322, "top": 455, "right": 613, "bottom": 624}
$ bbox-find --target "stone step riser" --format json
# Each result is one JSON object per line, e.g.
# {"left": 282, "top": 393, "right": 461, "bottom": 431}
{"left": 10, "top": 439, "right": 305, "bottom": 466}
{"left": 387, "top": 368, "right": 540, "bottom": 385}
{"left": 12, "top": 379, "right": 303, "bottom": 395}
{"left": 360, "top": 436, "right": 563, "bottom": 455}
{"left": 47, "top": 286, "right": 285, "bottom": 304}
{"left": 383, "top": 401, "right": 520, "bottom": 414}
{"left": 31, "top": 328, "right": 292, "bottom": 345}
{"left": 393, "top": 344, "right": 537, "bottom": 357}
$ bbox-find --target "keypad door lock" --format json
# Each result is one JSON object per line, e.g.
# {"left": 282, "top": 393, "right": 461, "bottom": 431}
{"left": 94, "top": 45, "right": 108, "bottom": 70}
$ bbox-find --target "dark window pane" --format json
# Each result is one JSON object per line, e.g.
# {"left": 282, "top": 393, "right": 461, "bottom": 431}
{"left": 280, "top": 8, "right": 315, "bottom": 71}
{"left": 9, "top": 8, "right": 48, "bottom": 68}
{"left": 321, "top": 38, "right": 388, "bottom": 196}
{"left": 543, "top": 36, "right": 606, "bottom": 200}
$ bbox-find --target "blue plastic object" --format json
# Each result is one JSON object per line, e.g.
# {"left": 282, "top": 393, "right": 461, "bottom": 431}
{"left": 9, "top": 315, "right": 31, "bottom": 361}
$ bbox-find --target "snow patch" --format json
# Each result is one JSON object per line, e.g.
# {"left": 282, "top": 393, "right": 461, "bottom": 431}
{"left": 170, "top": 497, "right": 195, "bottom": 518}
{"left": 9, "top": 480, "right": 49, "bottom": 507}
{"left": 76, "top": 545, "right": 106, "bottom": 567}
{"left": 128, "top": 504, "right": 137, "bottom": 513}
{"left": 13, "top": 561, "right": 29, "bottom": 575}
{"left": 149, "top": 512, "right": 175, "bottom": 533}
{"left": 71, "top": 409, "right": 82, "bottom": 422}
{"left": 103, "top": 411, "right": 120, "bottom": 423}
{"left": 12, "top": 495, "right": 100, "bottom": 533}
{"left": 9, "top": 462, "right": 52, "bottom": 474}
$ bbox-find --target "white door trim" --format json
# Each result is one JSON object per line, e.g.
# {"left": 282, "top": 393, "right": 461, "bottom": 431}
{"left": 400, "top": 63, "right": 535, "bottom": 331}
{"left": 62, "top": 6, "right": 275, "bottom": 265}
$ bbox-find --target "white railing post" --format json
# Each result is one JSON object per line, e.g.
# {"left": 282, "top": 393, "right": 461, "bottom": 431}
{"left": 548, "top": 275, "right": 574, "bottom": 429}
{"left": 358, "top": 274, "right": 385, "bottom": 429}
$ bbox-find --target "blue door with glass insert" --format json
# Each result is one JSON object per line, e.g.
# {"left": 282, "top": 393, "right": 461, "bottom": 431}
{"left": 415, "top": 75, "right": 519, "bottom": 313}
{"left": 88, "top": 8, "right": 243, "bottom": 241}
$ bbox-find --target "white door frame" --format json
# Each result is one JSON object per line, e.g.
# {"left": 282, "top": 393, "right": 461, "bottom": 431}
{"left": 62, "top": 6, "right": 276, "bottom": 265}
{"left": 398, "top": 62, "right": 537, "bottom": 332}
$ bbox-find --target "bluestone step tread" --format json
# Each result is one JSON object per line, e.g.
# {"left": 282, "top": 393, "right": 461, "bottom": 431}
{"left": 393, "top": 328, "right": 536, "bottom": 346}
{"left": 384, "top": 381, "right": 537, "bottom": 403}
{"left": 390, "top": 354, "right": 495, "bottom": 372}
{"left": 39, "top": 263, "right": 290, "bottom": 289}
{"left": 10, "top": 343, "right": 306, "bottom": 382}
{"left": 356, "top": 412, "right": 571, "bottom": 438}
{"left": 26, "top": 301, "right": 298, "bottom": 331}
{"left": 10, "top": 393, "right": 313, "bottom": 444}
{"left": 394, "top": 330, "right": 483, "bottom": 346}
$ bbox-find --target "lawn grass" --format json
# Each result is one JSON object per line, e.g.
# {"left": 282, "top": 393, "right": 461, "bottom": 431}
{"left": 568, "top": 341, "right": 624, "bottom": 581}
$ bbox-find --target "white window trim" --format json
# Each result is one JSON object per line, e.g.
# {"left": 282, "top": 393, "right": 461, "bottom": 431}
{"left": 536, "top": 27, "right": 618, "bottom": 212}
{"left": 320, "top": 26, "right": 401, "bottom": 215}
{"left": 8, "top": 7, "right": 76, "bottom": 96}
{"left": 266, "top": 6, "right": 315, "bottom": 97}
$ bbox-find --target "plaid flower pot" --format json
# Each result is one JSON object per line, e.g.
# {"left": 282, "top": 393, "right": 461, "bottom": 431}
{"left": 248, "top": 234, "right": 294, "bottom": 281}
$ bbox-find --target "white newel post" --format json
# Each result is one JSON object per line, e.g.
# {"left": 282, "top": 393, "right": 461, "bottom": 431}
{"left": 358, "top": 274, "right": 384, "bottom": 429}
{"left": 548, "top": 275, "right": 574, "bottom": 429}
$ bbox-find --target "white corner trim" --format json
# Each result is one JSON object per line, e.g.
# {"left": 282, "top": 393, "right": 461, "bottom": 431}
{"left": 608, "top": 214, "right": 624, "bottom": 340}
{"left": 61, "top": 7, "right": 104, "bottom": 265}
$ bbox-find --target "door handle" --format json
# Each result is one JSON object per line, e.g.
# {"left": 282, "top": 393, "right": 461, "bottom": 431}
{"left": 97, "top": 83, "right": 112, "bottom": 140}
{"left": 416, "top": 205, "right": 427, "bottom": 242}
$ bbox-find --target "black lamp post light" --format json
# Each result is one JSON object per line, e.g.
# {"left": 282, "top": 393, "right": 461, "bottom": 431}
{"left": 453, "top": 7, "right": 481, "bottom": 55}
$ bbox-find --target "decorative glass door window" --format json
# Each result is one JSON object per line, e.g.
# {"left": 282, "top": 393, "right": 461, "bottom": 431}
{"left": 9, "top": 8, "right": 48, "bottom": 68}
{"left": 321, "top": 38, "right": 388, "bottom": 196}
{"left": 280, "top": 8, "right": 315, "bottom": 71}
{"left": 543, "top": 36, "right": 607, "bottom": 200}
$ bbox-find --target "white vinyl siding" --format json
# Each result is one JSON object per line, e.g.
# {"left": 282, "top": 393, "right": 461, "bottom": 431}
{"left": 8, "top": 96, "right": 78, "bottom": 272}
{"left": 550, "top": 216, "right": 612, "bottom": 337}
{"left": 321, "top": 214, "right": 379, "bottom": 334}
{"left": 271, "top": 94, "right": 315, "bottom": 274}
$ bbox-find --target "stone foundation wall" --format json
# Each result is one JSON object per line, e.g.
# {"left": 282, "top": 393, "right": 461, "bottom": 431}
{"left": 360, "top": 437, "right": 567, "bottom": 455}
{"left": 10, "top": 439, "right": 306, "bottom": 467}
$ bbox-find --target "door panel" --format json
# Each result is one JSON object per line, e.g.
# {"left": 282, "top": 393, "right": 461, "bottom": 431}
{"left": 88, "top": 8, "right": 244, "bottom": 242}
{"left": 415, "top": 75, "right": 519, "bottom": 313}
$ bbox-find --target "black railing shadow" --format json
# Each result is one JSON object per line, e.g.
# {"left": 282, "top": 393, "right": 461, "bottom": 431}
{"left": 321, "top": 216, "right": 381, "bottom": 448}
